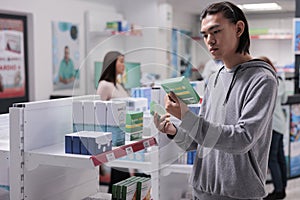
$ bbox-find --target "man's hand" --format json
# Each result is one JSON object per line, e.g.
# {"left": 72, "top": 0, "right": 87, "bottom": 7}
{"left": 165, "top": 91, "right": 189, "bottom": 120}
{"left": 153, "top": 112, "right": 177, "bottom": 135}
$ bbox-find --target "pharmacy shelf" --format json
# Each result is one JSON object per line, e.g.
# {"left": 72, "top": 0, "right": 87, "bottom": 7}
{"left": 24, "top": 143, "right": 94, "bottom": 171}
{"left": 88, "top": 30, "right": 142, "bottom": 38}
{"left": 250, "top": 34, "right": 292, "bottom": 40}
{"left": 106, "top": 160, "right": 152, "bottom": 172}
{"left": 90, "top": 137, "right": 157, "bottom": 166}
{"left": 160, "top": 164, "right": 193, "bottom": 176}
{"left": 24, "top": 137, "right": 157, "bottom": 171}
{"left": 0, "top": 140, "right": 9, "bottom": 152}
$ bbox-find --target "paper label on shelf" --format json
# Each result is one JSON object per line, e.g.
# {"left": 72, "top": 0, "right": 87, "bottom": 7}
{"left": 125, "top": 146, "right": 134, "bottom": 155}
{"left": 106, "top": 152, "right": 115, "bottom": 162}
{"left": 143, "top": 140, "right": 150, "bottom": 148}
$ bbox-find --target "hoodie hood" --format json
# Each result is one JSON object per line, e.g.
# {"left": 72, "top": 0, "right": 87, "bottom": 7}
{"left": 213, "top": 59, "right": 277, "bottom": 105}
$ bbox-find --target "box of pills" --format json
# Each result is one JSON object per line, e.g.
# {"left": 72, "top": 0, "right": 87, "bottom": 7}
{"left": 106, "top": 101, "right": 126, "bottom": 146}
{"left": 94, "top": 100, "right": 107, "bottom": 132}
{"left": 72, "top": 100, "right": 84, "bottom": 132}
{"left": 83, "top": 100, "right": 95, "bottom": 131}
{"left": 125, "top": 111, "right": 143, "bottom": 133}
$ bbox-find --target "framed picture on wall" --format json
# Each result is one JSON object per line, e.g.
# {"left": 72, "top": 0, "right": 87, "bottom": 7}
{"left": 0, "top": 13, "right": 29, "bottom": 114}
{"left": 52, "top": 21, "right": 80, "bottom": 91}
{"left": 293, "top": 18, "right": 300, "bottom": 55}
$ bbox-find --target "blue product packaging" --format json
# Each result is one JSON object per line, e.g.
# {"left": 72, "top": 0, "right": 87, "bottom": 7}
{"left": 188, "top": 104, "right": 201, "bottom": 115}
{"left": 80, "top": 136, "right": 89, "bottom": 155}
{"left": 72, "top": 135, "right": 81, "bottom": 154}
{"left": 65, "top": 135, "right": 73, "bottom": 154}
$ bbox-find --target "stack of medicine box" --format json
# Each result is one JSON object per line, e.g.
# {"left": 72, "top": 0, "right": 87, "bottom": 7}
{"left": 125, "top": 111, "right": 143, "bottom": 141}
{"left": 65, "top": 131, "right": 112, "bottom": 155}
{"left": 113, "top": 97, "right": 148, "bottom": 112}
{"left": 106, "top": 101, "right": 126, "bottom": 146}
{"left": 106, "top": 21, "right": 130, "bottom": 32}
{"left": 113, "top": 97, "right": 147, "bottom": 141}
{"left": 112, "top": 176, "right": 151, "bottom": 200}
{"left": 72, "top": 99, "right": 126, "bottom": 147}
{"left": 131, "top": 87, "right": 152, "bottom": 109}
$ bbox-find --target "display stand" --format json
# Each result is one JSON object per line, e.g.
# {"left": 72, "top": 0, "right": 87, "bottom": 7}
{"left": 285, "top": 94, "right": 300, "bottom": 178}
{"left": 8, "top": 97, "right": 160, "bottom": 200}
{"left": 0, "top": 114, "right": 9, "bottom": 192}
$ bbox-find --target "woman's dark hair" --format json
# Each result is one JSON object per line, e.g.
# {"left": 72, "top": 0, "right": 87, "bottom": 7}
{"left": 99, "top": 51, "right": 123, "bottom": 86}
{"left": 200, "top": 1, "right": 250, "bottom": 55}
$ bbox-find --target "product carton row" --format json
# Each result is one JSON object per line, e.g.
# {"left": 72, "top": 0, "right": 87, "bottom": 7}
{"left": 125, "top": 111, "right": 143, "bottom": 141}
{"left": 73, "top": 100, "right": 126, "bottom": 146}
{"left": 65, "top": 131, "right": 112, "bottom": 155}
{"left": 131, "top": 87, "right": 152, "bottom": 109}
{"left": 177, "top": 150, "right": 197, "bottom": 165}
{"left": 112, "top": 176, "right": 151, "bottom": 200}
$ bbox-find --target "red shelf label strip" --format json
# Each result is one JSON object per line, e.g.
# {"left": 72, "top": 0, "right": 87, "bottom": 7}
{"left": 90, "top": 137, "right": 157, "bottom": 166}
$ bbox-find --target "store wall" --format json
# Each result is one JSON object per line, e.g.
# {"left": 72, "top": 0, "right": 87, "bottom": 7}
{"left": 248, "top": 13, "right": 294, "bottom": 67}
{"left": 1, "top": 0, "right": 294, "bottom": 101}
{"left": 0, "top": 0, "right": 119, "bottom": 100}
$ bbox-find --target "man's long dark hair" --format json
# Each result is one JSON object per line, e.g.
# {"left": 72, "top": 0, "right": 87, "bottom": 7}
{"left": 200, "top": 1, "right": 250, "bottom": 55}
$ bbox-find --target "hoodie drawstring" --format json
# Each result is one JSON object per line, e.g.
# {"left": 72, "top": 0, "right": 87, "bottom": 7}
{"left": 213, "top": 65, "right": 243, "bottom": 106}
{"left": 213, "top": 61, "right": 277, "bottom": 106}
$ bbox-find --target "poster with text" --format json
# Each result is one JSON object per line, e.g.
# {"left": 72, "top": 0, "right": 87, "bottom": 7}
{"left": 289, "top": 104, "right": 300, "bottom": 177}
{"left": 293, "top": 18, "right": 300, "bottom": 54}
{"left": 52, "top": 21, "right": 80, "bottom": 90}
{"left": 0, "top": 18, "right": 26, "bottom": 98}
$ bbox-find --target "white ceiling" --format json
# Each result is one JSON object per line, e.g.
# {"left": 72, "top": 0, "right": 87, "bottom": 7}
{"left": 165, "top": 0, "right": 295, "bottom": 15}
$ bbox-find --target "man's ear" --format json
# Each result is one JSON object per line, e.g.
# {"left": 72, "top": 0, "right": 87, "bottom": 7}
{"left": 236, "top": 21, "right": 245, "bottom": 37}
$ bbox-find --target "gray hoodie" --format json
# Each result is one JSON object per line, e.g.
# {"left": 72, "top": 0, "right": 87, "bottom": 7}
{"left": 173, "top": 60, "right": 278, "bottom": 199}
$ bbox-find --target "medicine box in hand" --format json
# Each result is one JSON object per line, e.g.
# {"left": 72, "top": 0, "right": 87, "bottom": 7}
{"left": 160, "top": 76, "right": 200, "bottom": 104}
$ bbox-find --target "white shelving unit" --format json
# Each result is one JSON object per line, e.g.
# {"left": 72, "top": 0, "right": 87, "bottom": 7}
{"left": 24, "top": 143, "right": 94, "bottom": 171}
{"left": 160, "top": 164, "right": 193, "bottom": 176}
{"left": 250, "top": 34, "right": 292, "bottom": 40}
{"left": 7, "top": 96, "right": 160, "bottom": 200}
{"left": 0, "top": 114, "right": 9, "bottom": 194}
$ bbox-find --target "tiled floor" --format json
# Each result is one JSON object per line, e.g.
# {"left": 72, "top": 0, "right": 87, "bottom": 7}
{"left": 265, "top": 177, "right": 300, "bottom": 199}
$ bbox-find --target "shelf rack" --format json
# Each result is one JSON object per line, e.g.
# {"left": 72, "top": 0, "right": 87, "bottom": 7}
{"left": 8, "top": 97, "right": 160, "bottom": 200}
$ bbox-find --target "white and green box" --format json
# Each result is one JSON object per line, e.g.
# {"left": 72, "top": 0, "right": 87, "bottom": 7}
{"left": 121, "top": 177, "right": 139, "bottom": 200}
{"left": 139, "top": 177, "right": 151, "bottom": 200}
{"left": 114, "top": 97, "right": 148, "bottom": 112}
{"left": 125, "top": 111, "right": 143, "bottom": 133}
{"left": 83, "top": 100, "right": 95, "bottom": 131}
{"left": 94, "top": 100, "right": 107, "bottom": 132}
{"left": 125, "top": 131, "right": 143, "bottom": 141}
{"left": 72, "top": 100, "right": 84, "bottom": 132}
{"left": 107, "top": 101, "right": 126, "bottom": 146}
{"left": 160, "top": 76, "right": 200, "bottom": 104}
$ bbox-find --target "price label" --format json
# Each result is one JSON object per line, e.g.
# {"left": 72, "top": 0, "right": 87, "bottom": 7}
{"left": 125, "top": 146, "right": 134, "bottom": 155}
{"left": 143, "top": 140, "right": 150, "bottom": 148}
{"left": 106, "top": 152, "right": 115, "bottom": 162}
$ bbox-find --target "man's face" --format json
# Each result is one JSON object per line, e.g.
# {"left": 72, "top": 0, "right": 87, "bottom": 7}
{"left": 64, "top": 48, "right": 70, "bottom": 61}
{"left": 200, "top": 12, "right": 239, "bottom": 60}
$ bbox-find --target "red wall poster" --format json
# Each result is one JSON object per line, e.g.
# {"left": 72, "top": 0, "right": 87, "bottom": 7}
{"left": 0, "top": 17, "right": 26, "bottom": 98}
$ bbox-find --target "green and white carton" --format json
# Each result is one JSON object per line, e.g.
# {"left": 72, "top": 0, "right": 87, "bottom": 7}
{"left": 160, "top": 76, "right": 200, "bottom": 104}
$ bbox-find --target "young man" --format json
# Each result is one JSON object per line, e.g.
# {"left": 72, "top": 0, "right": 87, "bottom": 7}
{"left": 154, "top": 2, "right": 278, "bottom": 200}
